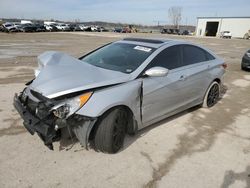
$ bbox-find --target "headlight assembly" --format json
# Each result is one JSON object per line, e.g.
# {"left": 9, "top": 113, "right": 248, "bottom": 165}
{"left": 52, "top": 92, "right": 93, "bottom": 118}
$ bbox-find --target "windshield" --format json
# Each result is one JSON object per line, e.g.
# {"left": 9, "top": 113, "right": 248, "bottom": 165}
{"left": 80, "top": 43, "right": 155, "bottom": 73}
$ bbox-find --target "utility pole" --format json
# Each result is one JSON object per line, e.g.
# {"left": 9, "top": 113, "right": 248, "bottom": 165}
{"left": 153, "top": 20, "right": 168, "bottom": 27}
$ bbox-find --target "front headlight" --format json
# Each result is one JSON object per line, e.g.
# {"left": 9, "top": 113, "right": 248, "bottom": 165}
{"left": 52, "top": 92, "right": 93, "bottom": 118}
{"left": 34, "top": 69, "right": 41, "bottom": 77}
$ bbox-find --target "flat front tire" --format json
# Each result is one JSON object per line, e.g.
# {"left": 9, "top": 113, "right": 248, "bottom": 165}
{"left": 203, "top": 81, "right": 220, "bottom": 108}
{"left": 94, "top": 108, "right": 128, "bottom": 154}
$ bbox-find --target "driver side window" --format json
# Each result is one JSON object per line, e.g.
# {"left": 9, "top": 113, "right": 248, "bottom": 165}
{"left": 148, "top": 45, "right": 182, "bottom": 70}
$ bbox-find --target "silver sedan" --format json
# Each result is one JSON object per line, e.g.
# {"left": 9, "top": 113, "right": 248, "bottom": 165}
{"left": 14, "top": 38, "right": 226, "bottom": 153}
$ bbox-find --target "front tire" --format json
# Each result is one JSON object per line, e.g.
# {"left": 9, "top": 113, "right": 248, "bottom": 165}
{"left": 94, "top": 108, "right": 128, "bottom": 153}
{"left": 203, "top": 81, "right": 220, "bottom": 108}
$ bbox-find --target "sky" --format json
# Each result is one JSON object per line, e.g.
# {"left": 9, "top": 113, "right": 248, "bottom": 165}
{"left": 0, "top": 0, "right": 249, "bottom": 25}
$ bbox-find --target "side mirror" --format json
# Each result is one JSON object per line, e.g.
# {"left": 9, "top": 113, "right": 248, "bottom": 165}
{"left": 144, "top": 67, "right": 169, "bottom": 77}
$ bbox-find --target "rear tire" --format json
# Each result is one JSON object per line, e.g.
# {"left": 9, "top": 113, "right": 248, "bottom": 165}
{"left": 202, "top": 81, "right": 220, "bottom": 108}
{"left": 241, "top": 64, "right": 245, "bottom": 70}
{"left": 94, "top": 108, "right": 128, "bottom": 153}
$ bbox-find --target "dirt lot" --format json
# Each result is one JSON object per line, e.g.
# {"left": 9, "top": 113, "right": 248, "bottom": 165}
{"left": 0, "top": 32, "right": 249, "bottom": 188}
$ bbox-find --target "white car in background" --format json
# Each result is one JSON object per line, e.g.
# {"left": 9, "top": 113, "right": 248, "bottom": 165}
{"left": 2, "top": 22, "right": 18, "bottom": 32}
{"left": 220, "top": 31, "right": 232, "bottom": 39}
{"left": 55, "top": 23, "right": 70, "bottom": 31}
{"left": 44, "top": 24, "right": 53, "bottom": 31}
{"left": 79, "top": 25, "right": 88, "bottom": 31}
{"left": 90, "top": 25, "right": 98, "bottom": 31}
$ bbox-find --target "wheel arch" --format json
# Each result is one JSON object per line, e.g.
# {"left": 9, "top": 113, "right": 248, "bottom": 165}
{"left": 213, "top": 78, "right": 221, "bottom": 84}
{"left": 202, "top": 79, "right": 221, "bottom": 108}
{"left": 89, "top": 104, "right": 137, "bottom": 141}
{"left": 203, "top": 78, "right": 221, "bottom": 97}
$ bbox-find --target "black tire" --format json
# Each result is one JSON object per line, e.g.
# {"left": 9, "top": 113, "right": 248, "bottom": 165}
{"left": 241, "top": 64, "right": 245, "bottom": 70}
{"left": 94, "top": 108, "right": 128, "bottom": 153}
{"left": 202, "top": 81, "right": 220, "bottom": 108}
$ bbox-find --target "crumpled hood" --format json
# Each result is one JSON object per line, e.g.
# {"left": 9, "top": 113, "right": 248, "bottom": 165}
{"left": 30, "top": 51, "right": 131, "bottom": 99}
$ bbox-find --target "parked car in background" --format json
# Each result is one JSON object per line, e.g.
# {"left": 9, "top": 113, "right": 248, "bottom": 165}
{"left": 34, "top": 24, "right": 46, "bottom": 32}
{"left": 89, "top": 25, "right": 98, "bottom": 31}
{"left": 113, "top": 28, "right": 122, "bottom": 33}
{"left": 0, "top": 25, "right": 4, "bottom": 32}
{"left": 161, "top": 28, "right": 171, "bottom": 34}
{"left": 54, "top": 23, "right": 71, "bottom": 31}
{"left": 2, "top": 23, "right": 18, "bottom": 32}
{"left": 79, "top": 24, "right": 88, "bottom": 31}
{"left": 14, "top": 38, "right": 226, "bottom": 153}
{"left": 13, "top": 23, "right": 22, "bottom": 31}
{"left": 220, "top": 31, "right": 232, "bottom": 39}
{"left": 54, "top": 23, "right": 62, "bottom": 30}
{"left": 181, "top": 30, "right": 191, "bottom": 35}
{"left": 19, "top": 24, "right": 37, "bottom": 32}
{"left": 97, "top": 27, "right": 109, "bottom": 32}
{"left": 161, "top": 28, "right": 180, "bottom": 35}
{"left": 0, "top": 22, "right": 112, "bottom": 33}
{"left": 45, "top": 24, "right": 59, "bottom": 32}
{"left": 84, "top": 25, "right": 98, "bottom": 32}
{"left": 84, "top": 26, "right": 91, "bottom": 32}
{"left": 44, "top": 24, "right": 52, "bottom": 31}
{"left": 241, "top": 49, "right": 250, "bottom": 70}
{"left": 121, "top": 27, "right": 131, "bottom": 33}
{"left": 172, "top": 29, "right": 180, "bottom": 35}
{"left": 68, "top": 24, "right": 82, "bottom": 31}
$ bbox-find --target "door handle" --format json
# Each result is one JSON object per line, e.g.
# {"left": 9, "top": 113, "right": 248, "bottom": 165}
{"left": 179, "top": 75, "right": 186, "bottom": 81}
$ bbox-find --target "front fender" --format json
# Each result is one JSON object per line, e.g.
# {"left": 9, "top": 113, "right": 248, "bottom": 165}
{"left": 76, "top": 80, "right": 142, "bottom": 128}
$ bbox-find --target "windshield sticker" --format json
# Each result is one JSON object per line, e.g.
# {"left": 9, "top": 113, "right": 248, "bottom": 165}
{"left": 126, "top": 69, "right": 133, "bottom": 73}
{"left": 134, "top": 46, "right": 152, "bottom": 52}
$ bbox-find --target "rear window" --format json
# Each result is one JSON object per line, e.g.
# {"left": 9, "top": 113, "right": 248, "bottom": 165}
{"left": 206, "top": 52, "right": 215, "bottom": 60}
{"left": 183, "top": 45, "right": 214, "bottom": 65}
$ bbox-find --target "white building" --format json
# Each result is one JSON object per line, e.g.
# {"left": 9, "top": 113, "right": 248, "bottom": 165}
{"left": 196, "top": 17, "right": 250, "bottom": 38}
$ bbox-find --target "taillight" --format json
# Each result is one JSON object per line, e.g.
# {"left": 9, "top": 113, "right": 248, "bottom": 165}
{"left": 222, "top": 63, "right": 227, "bottom": 69}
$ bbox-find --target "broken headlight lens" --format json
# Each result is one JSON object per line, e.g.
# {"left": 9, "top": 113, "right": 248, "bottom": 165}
{"left": 53, "top": 105, "right": 70, "bottom": 119}
{"left": 52, "top": 92, "right": 93, "bottom": 119}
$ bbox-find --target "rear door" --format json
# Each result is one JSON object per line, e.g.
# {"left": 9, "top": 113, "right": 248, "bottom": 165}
{"left": 181, "top": 44, "right": 215, "bottom": 103}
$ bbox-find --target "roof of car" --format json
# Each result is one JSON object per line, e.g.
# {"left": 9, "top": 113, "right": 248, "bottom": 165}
{"left": 120, "top": 38, "right": 173, "bottom": 48}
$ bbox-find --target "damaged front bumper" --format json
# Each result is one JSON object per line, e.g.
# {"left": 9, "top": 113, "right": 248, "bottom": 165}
{"left": 13, "top": 92, "right": 97, "bottom": 150}
{"left": 13, "top": 93, "right": 60, "bottom": 150}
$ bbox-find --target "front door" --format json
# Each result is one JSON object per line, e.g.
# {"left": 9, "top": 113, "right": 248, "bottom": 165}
{"left": 141, "top": 45, "right": 188, "bottom": 125}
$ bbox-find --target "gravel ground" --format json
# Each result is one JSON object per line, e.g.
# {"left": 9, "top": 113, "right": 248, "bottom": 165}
{"left": 0, "top": 32, "right": 249, "bottom": 188}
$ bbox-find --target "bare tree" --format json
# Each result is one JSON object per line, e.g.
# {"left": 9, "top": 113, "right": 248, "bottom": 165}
{"left": 168, "top": 6, "right": 182, "bottom": 29}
